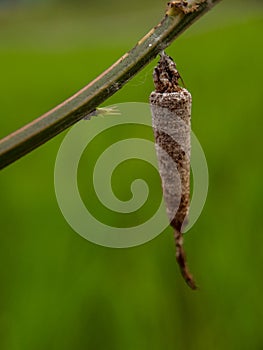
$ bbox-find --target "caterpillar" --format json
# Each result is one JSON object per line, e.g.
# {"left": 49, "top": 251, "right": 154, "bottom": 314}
{"left": 150, "top": 52, "right": 196, "bottom": 290}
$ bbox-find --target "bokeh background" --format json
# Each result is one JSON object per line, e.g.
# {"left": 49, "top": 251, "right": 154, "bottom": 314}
{"left": 1, "top": 0, "right": 263, "bottom": 349}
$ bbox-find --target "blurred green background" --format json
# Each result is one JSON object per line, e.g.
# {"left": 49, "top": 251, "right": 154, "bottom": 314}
{"left": 1, "top": 0, "right": 263, "bottom": 349}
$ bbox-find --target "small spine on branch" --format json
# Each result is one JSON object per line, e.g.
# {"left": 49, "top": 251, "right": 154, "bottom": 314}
{"left": 150, "top": 52, "right": 197, "bottom": 290}
{"left": 83, "top": 106, "right": 120, "bottom": 120}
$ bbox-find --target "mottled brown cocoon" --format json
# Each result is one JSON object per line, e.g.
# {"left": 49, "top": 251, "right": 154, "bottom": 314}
{"left": 150, "top": 88, "right": 197, "bottom": 289}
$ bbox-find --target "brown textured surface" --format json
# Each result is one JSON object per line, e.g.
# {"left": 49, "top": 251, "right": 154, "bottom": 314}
{"left": 153, "top": 52, "right": 181, "bottom": 93}
{"left": 150, "top": 53, "right": 196, "bottom": 289}
{"left": 150, "top": 91, "right": 191, "bottom": 225}
{"left": 166, "top": 1, "right": 205, "bottom": 16}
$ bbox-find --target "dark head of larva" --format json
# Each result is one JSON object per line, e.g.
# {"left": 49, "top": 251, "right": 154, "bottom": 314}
{"left": 153, "top": 51, "right": 182, "bottom": 93}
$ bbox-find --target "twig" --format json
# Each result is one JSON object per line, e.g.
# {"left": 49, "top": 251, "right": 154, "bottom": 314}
{"left": 0, "top": 0, "right": 221, "bottom": 170}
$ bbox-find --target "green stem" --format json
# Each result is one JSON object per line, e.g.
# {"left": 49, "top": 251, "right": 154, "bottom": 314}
{"left": 0, "top": 0, "right": 221, "bottom": 170}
